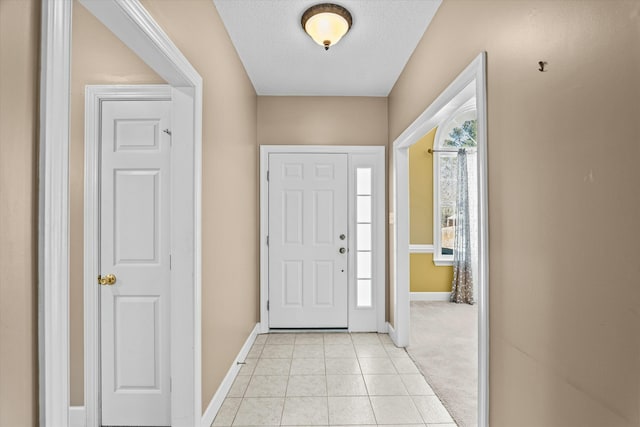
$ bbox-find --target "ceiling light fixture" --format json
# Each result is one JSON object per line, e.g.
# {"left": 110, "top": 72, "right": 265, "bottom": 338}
{"left": 301, "top": 3, "right": 353, "bottom": 51}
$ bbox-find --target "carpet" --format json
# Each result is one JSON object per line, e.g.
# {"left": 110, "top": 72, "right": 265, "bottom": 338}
{"left": 407, "top": 301, "right": 478, "bottom": 427}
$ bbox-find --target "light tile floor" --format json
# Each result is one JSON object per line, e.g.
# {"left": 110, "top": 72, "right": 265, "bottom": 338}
{"left": 212, "top": 333, "right": 456, "bottom": 427}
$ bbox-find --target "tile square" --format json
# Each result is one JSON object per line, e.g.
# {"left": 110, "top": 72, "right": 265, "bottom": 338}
{"left": 246, "top": 343, "right": 264, "bottom": 359}
{"left": 295, "top": 333, "right": 324, "bottom": 344}
{"left": 290, "top": 358, "right": 325, "bottom": 375}
{"left": 325, "top": 358, "right": 361, "bottom": 375}
{"left": 293, "top": 344, "right": 324, "bottom": 358}
{"left": 327, "top": 374, "right": 367, "bottom": 396}
{"left": 369, "top": 396, "right": 423, "bottom": 424}
{"left": 245, "top": 375, "right": 288, "bottom": 397}
{"left": 412, "top": 396, "right": 454, "bottom": 424}
{"left": 261, "top": 344, "right": 294, "bottom": 358}
{"left": 232, "top": 397, "right": 284, "bottom": 426}
{"left": 227, "top": 375, "right": 251, "bottom": 398}
{"left": 363, "top": 374, "right": 408, "bottom": 396}
{"left": 238, "top": 358, "right": 258, "bottom": 376}
{"left": 212, "top": 397, "right": 241, "bottom": 426}
{"left": 355, "top": 343, "right": 388, "bottom": 358}
{"left": 358, "top": 357, "right": 397, "bottom": 374}
{"left": 351, "top": 333, "right": 382, "bottom": 345}
{"left": 328, "top": 396, "right": 376, "bottom": 425}
{"left": 391, "top": 358, "right": 420, "bottom": 374}
{"left": 400, "top": 374, "right": 435, "bottom": 396}
{"left": 378, "top": 334, "right": 394, "bottom": 344}
{"left": 383, "top": 344, "right": 410, "bottom": 359}
{"left": 266, "top": 334, "right": 296, "bottom": 345}
{"left": 281, "top": 397, "right": 329, "bottom": 425}
{"left": 324, "top": 344, "right": 356, "bottom": 359}
{"left": 254, "top": 334, "right": 268, "bottom": 345}
{"left": 323, "top": 333, "right": 352, "bottom": 345}
{"left": 254, "top": 358, "right": 291, "bottom": 376}
{"left": 286, "top": 375, "right": 327, "bottom": 396}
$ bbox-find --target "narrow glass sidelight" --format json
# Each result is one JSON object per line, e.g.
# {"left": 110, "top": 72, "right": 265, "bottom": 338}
{"left": 356, "top": 167, "right": 373, "bottom": 308}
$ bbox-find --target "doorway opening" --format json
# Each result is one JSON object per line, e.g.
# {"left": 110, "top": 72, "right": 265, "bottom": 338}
{"left": 391, "top": 53, "right": 489, "bottom": 427}
{"left": 260, "top": 146, "right": 386, "bottom": 334}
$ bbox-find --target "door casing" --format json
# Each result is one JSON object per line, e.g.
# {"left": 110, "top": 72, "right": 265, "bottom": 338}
{"left": 260, "top": 146, "right": 386, "bottom": 334}
{"left": 84, "top": 85, "right": 193, "bottom": 427}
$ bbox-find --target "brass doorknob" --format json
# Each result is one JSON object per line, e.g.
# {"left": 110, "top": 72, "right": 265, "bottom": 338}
{"left": 98, "top": 274, "right": 117, "bottom": 286}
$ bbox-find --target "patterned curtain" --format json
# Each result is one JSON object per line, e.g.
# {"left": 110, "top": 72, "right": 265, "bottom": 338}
{"left": 450, "top": 149, "right": 474, "bottom": 304}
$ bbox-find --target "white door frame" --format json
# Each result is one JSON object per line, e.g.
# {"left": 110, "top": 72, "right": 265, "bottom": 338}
{"left": 260, "top": 146, "right": 386, "bottom": 334}
{"left": 39, "top": 1, "right": 203, "bottom": 426}
{"left": 84, "top": 85, "right": 175, "bottom": 426}
{"left": 390, "top": 52, "right": 489, "bottom": 427}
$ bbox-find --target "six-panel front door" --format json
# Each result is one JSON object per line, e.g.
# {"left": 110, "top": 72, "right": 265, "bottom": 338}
{"left": 99, "top": 100, "right": 172, "bottom": 426}
{"left": 268, "top": 153, "right": 348, "bottom": 328}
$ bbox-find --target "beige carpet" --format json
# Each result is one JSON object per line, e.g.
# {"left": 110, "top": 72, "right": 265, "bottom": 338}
{"left": 407, "top": 301, "right": 477, "bottom": 427}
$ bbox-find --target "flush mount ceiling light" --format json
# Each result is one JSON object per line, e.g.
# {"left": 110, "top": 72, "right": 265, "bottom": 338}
{"left": 301, "top": 3, "right": 353, "bottom": 51}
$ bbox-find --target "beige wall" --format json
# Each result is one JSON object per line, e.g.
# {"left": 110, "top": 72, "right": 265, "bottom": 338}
{"left": 389, "top": 1, "right": 640, "bottom": 426}
{"left": 70, "top": 0, "right": 258, "bottom": 412}
{"left": 69, "top": 2, "right": 165, "bottom": 405}
{"left": 258, "top": 96, "right": 387, "bottom": 146}
{"left": 140, "top": 0, "right": 258, "bottom": 412}
{"left": 258, "top": 95, "right": 390, "bottom": 317}
{"left": 0, "top": 1, "right": 40, "bottom": 425}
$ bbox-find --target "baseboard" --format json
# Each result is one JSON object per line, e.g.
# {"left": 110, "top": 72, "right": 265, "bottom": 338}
{"left": 69, "top": 406, "right": 86, "bottom": 427}
{"left": 387, "top": 322, "right": 398, "bottom": 346}
{"left": 410, "top": 291, "right": 450, "bottom": 301}
{"left": 201, "top": 323, "right": 261, "bottom": 427}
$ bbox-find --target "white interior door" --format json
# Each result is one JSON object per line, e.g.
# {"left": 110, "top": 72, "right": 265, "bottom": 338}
{"left": 99, "top": 100, "right": 171, "bottom": 426}
{"left": 268, "top": 153, "right": 348, "bottom": 328}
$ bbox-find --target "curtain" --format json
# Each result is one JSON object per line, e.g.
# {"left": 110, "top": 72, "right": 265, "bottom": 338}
{"left": 450, "top": 149, "right": 475, "bottom": 304}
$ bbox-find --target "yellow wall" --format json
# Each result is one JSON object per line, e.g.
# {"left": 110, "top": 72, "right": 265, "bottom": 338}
{"left": 409, "top": 128, "right": 435, "bottom": 244}
{"left": 409, "top": 254, "right": 453, "bottom": 293}
{"left": 408, "top": 127, "right": 453, "bottom": 292}
{"left": 389, "top": 1, "right": 640, "bottom": 425}
{"left": 0, "top": 0, "right": 40, "bottom": 425}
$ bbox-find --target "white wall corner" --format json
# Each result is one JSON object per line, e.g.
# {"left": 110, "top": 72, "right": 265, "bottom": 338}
{"left": 410, "top": 292, "right": 451, "bottom": 302}
{"left": 201, "top": 323, "right": 261, "bottom": 427}
{"left": 69, "top": 406, "right": 86, "bottom": 427}
{"left": 387, "top": 322, "right": 401, "bottom": 347}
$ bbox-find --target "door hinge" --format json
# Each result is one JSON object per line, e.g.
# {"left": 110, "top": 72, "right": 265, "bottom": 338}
{"left": 267, "top": 300, "right": 270, "bottom": 311}
{"left": 267, "top": 170, "right": 269, "bottom": 181}
{"left": 169, "top": 254, "right": 172, "bottom": 270}
{"left": 266, "top": 235, "right": 269, "bottom": 246}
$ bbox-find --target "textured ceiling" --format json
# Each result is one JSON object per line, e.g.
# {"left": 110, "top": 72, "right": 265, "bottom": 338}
{"left": 213, "top": 0, "right": 442, "bottom": 96}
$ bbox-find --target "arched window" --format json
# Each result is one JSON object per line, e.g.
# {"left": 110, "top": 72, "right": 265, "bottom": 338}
{"left": 433, "top": 100, "right": 477, "bottom": 265}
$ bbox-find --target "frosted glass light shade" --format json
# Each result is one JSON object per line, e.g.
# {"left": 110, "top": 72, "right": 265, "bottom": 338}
{"left": 302, "top": 4, "right": 352, "bottom": 50}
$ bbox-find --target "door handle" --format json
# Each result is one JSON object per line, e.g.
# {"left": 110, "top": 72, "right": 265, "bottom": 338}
{"left": 339, "top": 247, "right": 346, "bottom": 254}
{"left": 98, "top": 274, "right": 117, "bottom": 286}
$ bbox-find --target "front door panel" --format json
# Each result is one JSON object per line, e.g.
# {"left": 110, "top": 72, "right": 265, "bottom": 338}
{"left": 269, "top": 153, "right": 348, "bottom": 328}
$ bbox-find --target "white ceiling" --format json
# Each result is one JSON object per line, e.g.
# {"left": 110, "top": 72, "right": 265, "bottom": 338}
{"left": 213, "top": 0, "right": 442, "bottom": 96}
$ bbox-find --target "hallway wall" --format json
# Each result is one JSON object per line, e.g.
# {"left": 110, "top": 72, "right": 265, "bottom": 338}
{"left": 0, "top": 0, "right": 40, "bottom": 425}
{"left": 389, "top": 1, "right": 640, "bottom": 426}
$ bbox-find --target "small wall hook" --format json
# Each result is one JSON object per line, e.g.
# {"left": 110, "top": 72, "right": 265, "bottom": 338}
{"left": 538, "top": 61, "right": 547, "bottom": 72}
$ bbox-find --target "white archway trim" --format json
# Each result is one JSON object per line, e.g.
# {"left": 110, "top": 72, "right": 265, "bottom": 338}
{"left": 39, "top": 1, "right": 203, "bottom": 426}
{"left": 390, "top": 52, "right": 489, "bottom": 427}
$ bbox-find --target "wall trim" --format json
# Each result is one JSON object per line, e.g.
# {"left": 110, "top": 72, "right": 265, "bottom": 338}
{"left": 69, "top": 407, "right": 86, "bottom": 427}
{"left": 41, "top": 1, "right": 203, "bottom": 426}
{"left": 259, "top": 146, "right": 386, "bottom": 334}
{"left": 201, "top": 324, "right": 261, "bottom": 427}
{"left": 386, "top": 322, "right": 398, "bottom": 345}
{"left": 410, "top": 292, "right": 450, "bottom": 301}
{"left": 409, "top": 244, "right": 434, "bottom": 254}
{"left": 390, "top": 52, "right": 489, "bottom": 427}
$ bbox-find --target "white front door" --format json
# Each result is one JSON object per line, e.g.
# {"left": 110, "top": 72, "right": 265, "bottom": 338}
{"left": 268, "top": 153, "right": 349, "bottom": 328}
{"left": 99, "top": 100, "right": 172, "bottom": 426}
